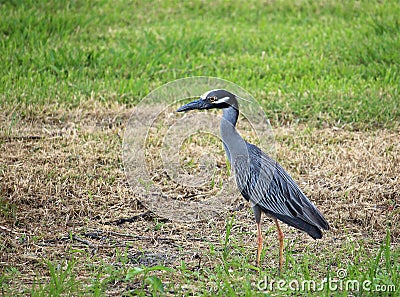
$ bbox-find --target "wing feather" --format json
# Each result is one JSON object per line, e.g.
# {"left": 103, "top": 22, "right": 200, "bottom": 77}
{"left": 233, "top": 143, "right": 329, "bottom": 238}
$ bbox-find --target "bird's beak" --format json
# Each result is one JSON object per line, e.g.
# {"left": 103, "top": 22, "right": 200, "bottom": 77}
{"left": 177, "top": 99, "right": 207, "bottom": 112}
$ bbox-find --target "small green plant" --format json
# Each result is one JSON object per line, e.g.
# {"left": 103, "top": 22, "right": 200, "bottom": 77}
{"left": 138, "top": 178, "right": 153, "bottom": 192}
{"left": 153, "top": 218, "right": 164, "bottom": 231}
{"left": 223, "top": 216, "right": 235, "bottom": 263}
{"left": 125, "top": 265, "right": 174, "bottom": 296}
{"left": 31, "top": 257, "right": 79, "bottom": 296}
{"left": 0, "top": 196, "right": 16, "bottom": 219}
{"left": 0, "top": 267, "right": 20, "bottom": 296}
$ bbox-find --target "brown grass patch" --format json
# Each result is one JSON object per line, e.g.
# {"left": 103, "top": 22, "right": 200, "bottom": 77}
{"left": 1, "top": 102, "right": 399, "bottom": 294}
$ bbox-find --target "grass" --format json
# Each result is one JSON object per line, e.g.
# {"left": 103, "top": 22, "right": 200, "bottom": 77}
{"left": 6, "top": 220, "right": 397, "bottom": 296}
{"left": 1, "top": 0, "right": 399, "bottom": 296}
{"left": 1, "top": 0, "right": 399, "bottom": 127}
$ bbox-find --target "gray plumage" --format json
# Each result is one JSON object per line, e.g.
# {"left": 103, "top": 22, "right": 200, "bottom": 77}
{"left": 236, "top": 142, "right": 329, "bottom": 238}
{"left": 177, "top": 89, "right": 329, "bottom": 239}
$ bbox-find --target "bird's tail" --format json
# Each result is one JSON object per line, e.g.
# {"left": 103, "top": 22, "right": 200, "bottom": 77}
{"left": 272, "top": 213, "right": 324, "bottom": 239}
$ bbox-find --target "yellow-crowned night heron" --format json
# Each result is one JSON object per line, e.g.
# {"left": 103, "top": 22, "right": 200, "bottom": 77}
{"left": 177, "top": 89, "right": 329, "bottom": 272}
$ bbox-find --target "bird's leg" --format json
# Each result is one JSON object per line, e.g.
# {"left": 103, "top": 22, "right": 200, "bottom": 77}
{"left": 253, "top": 205, "right": 263, "bottom": 267}
{"left": 256, "top": 220, "right": 263, "bottom": 267}
{"left": 274, "top": 218, "right": 284, "bottom": 274}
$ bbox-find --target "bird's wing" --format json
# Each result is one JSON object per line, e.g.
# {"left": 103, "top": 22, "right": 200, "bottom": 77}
{"left": 234, "top": 143, "right": 329, "bottom": 233}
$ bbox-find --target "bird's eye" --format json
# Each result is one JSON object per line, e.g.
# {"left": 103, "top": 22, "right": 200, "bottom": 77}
{"left": 209, "top": 96, "right": 218, "bottom": 102}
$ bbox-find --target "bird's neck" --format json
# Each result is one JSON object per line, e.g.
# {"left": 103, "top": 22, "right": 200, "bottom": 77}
{"left": 220, "top": 105, "right": 245, "bottom": 163}
{"left": 222, "top": 104, "right": 239, "bottom": 127}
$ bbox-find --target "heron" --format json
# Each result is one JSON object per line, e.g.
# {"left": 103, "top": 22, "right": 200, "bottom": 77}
{"left": 177, "top": 89, "right": 329, "bottom": 272}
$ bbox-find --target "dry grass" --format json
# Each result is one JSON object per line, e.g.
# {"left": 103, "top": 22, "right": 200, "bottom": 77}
{"left": 1, "top": 102, "right": 399, "bottom": 294}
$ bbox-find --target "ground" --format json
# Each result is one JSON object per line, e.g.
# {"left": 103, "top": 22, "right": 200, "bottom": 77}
{"left": 1, "top": 103, "right": 399, "bottom": 296}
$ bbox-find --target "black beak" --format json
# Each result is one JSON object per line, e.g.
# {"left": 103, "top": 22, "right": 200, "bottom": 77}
{"left": 177, "top": 99, "right": 208, "bottom": 112}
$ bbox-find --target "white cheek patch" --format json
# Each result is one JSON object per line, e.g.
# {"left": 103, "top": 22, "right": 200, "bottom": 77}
{"left": 216, "top": 96, "right": 230, "bottom": 104}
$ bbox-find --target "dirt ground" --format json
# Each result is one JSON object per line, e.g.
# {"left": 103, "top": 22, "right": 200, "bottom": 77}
{"left": 1, "top": 102, "right": 399, "bottom": 294}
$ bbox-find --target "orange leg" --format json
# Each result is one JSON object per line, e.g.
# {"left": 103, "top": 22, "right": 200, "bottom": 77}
{"left": 274, "top": 218, "right": 284, "bottom": 274}
{"left": 256, "top": 221, "right": 263, "bottom": 267}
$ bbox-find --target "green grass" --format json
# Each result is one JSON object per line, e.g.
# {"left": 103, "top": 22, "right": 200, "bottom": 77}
{"left": 1, "top": 0, "right": 399, "bottom": 127}
{"left": 3, "top": 219, "right": 397, "bottom": 296}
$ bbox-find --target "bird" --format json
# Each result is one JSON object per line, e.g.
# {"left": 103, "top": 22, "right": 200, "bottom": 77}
{"left": 177, "top": 89, "right": 329, "bottom": 273}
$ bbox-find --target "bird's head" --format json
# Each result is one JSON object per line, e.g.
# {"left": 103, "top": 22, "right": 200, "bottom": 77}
{"left": 177, "top": 89, "right": 238, "bottom": 112}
